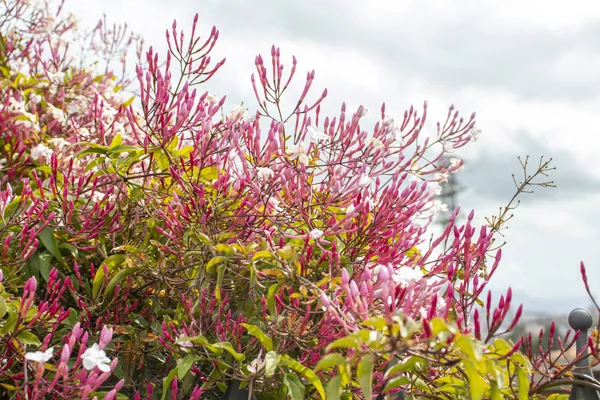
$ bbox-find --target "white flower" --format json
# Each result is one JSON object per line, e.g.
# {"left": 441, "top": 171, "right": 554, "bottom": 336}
{"left": 434, "top": 172, "right": 448, "bottom": 183}
{"left": 47, "top": 70, "right": 64, "bottom": 84}
{"left": 307, "top": 125, "right": 328, "bottom": 142}
{"left": 268, "top": 198, "right": 283, "bottom": 213}
{"left": 437, "top": 296, "right": 447, "bottom": 311}
{"left": 176, "top": 335, "right": 194, "bottom": 349}
{"left": 358, "top": 174, "right": 372, "bottom": 188}
{"left": 470, "top": 127, "right": 481, "bottom": 142}
{"left": 393, "top": 267, "right": 423, "bottom": 288}
{"left": 309, "top": 229, "right": 324, "bottom": 240}
{"left": 30, "top": 143, "right": 53, "bottom": 163}
{"left": 8, "top": 98, "right": 26, "bottom": 114}
{"left": 15, "top": 117, "right": 40, "bottom": 131}
{"left": 247, "top": 355, "right": 265, "bottom": 374}
{"left": 256, "top": 167, "right": 274, "bottom": 182}
{"left": 78, "top": 127, "right": 91, "bottom": 137}
{"left": 205, "top": 94, "right": 218, "bottom": 105}
{"left": 66, "top": 13, "right": 80, "bottom": 29}
{"left": 29, "top": 93, "right": 42, "bottom": 104}
{"left": 91, "top": 191, "right": 105, "bottom": 203}
{"left": 367, "top": 137, "right": 385, "bottom": 150}
{"left": 442, "top": 141, "right": 455, "bottom": 153}
{"left": 431, "top": 200, "right": 448, "bottom": 214}
{"left": 48, "top": 138, "right": 71, "bottom": 151}
{"left": 449, "top": 157, "right": 464, "bottom": 172}
{"left": 81, "top": 343, "right": 112, "bottom": 372}
{"left": 47, "top": 104, "right": 67, "bottom": 125}
{"left": 367, "top": 330, "right": 381, "bottom": 344}
{"left": 345, "top": 204, "right": 356, "bottom": 216}
{"left": 228, "top": 104, "right": 247, "bottom": 122}
{"left": 287, "top": 143, "right": 309, "bottom": 165}
{"left": 25, "top": 347, "right": 54, "bottom": 363}
{"left": 428, "top": 181, "right": 442, "bottom": 196}
{"left": 383, "top": 114, "right": 395, "bottom": 128}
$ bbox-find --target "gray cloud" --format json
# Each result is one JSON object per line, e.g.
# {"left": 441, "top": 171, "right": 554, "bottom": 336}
{"left": 457, "top": 129, "right": 600, "bottom": 204}
{"left": 200, "top": 0, "right": 600, "bottom": 103}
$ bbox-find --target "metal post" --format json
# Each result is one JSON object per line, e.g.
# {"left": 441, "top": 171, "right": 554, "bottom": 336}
{"left": 568, "top": 308, "right": 600, "bottom": 400}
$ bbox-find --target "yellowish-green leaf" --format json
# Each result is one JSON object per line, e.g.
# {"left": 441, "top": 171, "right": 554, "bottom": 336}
{"left": 212, "top": 342, "right": 245, "bottom": 362}
{"left": 264, "top": 351, "right": 280, "bottom": 376}
{"left": 206, "top": 256, "right": 227, "bottom": 274}
{"left": 357, "top": 355, "right": 374, "bottom": 399}
{"left": 252, "top": 250, "right": 274, "bottom": 262}
{"left": 18, "top": 331, "right": 41, "bottom": 346}
{"left": 177, "top": 354, "right": 201, "bottom": 380}
{"left": 241, "top": 323, "right": 273, "bottom": 352}
{"left": 326, "top": 335, "right": 361, "bottom": 352}
{"left": 517, "top": 366, "right": 529, "bottom": 400}
{"left": 109, "top": 134, "right": 123, "bottom": 149}
{"left": 281, "top": 355, "right": 325, "bottom": 400}
{"left": 465, "top": 361, "right": 487, "bottom": 400}
{"left": 325, "top": 375, "right": 341, "bottom": 400}
{"left": 92, "top": 254, "right": 127, "bottom": 299}
{"left": 283, "top": 372, "right": 305, "bottom": 400}
{"left": 200, "top": 167, "right": 219, "bottom": 180}
{"left": 122, "top": 96, "right": 136, "bottom": 108}
{"left": 39, "top": 227, "right": 67, "bottom": 267}
{"left": 385, "top": 356, "right": 426, "bottom": 377}
{"left": 314, "top": 353, "right": 346, "bottom": 372}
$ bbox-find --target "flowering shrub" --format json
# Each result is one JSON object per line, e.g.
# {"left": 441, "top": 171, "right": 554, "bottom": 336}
{"left": 0, "top": 0, "right": 599, "bottom": 399}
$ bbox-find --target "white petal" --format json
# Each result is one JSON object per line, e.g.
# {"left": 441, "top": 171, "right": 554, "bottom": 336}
{"left": 97, "top": 361, "right": 111, "bottom": 372}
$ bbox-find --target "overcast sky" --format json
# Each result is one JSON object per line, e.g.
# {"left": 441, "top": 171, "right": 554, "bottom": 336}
{"left": 64, "top": 0, "right": 600, "bottom": 316}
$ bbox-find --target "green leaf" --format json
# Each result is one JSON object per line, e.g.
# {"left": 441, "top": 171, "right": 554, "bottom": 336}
{"left": 161, "top": 368, "right": 178, "bottom": 400}
{"left": 177, "top": 354, "right": 201, "bottom": 381}
{"left": 314, "top": 353, "right": 346, "bottom": 372}
{"left": 200, "top": 167, "right": 218, "bottom": 180}
{"left": 212, "top": 342, "right": 246, "bottom": 361}
{"left": 385, "top": 356, "right": 426, "bottom": 377}
{"left": 108, "top": 145, "right": 139, "bottom": 154}
{"left": 122, "top": 96, "right": 136, "bottom": 108}
{"left": 104, "top": 268, "right": 136, "bottom": 297}
{"left": 357, "top": 355, "right": 374, "bottom": 399}
{"left": 25, "top": 251, "right": 40, "bottom": 279}
{"left": 241, "top": 323, "right": 273, "bottom": 352}
{"left": 206, "top": 256, "right": 227, "bottom": 274}
{"left": 109, "top": 134, "right": 123, "bottom": 149}
{"left": 283, "top": 372, "right": 305, "bottom": 400}
{"left": 38, "top": 252, "right": 51, "bottom": 282}
{"left": 281, "top": 355, "right": 325, "bottom": 400}
{"left": 264, "top": 351, "right": 280, "bottom": 377}
{"left": 75, "top": 144, "right": 109, "bottom": 158}
{"left": 215, "top": 264, "right": 225, "bottom": 301}
{"left": 383, "top": 376, "right": 410, "bottom": 393}
{"left": 326, "top": 335, "right": 361, "bottom": 352}
{"left": 465, "top": 361, "right": 487, "bottom": 400}
{"left": 39, "top": 227, "right": 66, "bottom": 267}
{"left": 0, "top": 310, "right": 18, "bottom": 335}
{"left": 517, "top": 366, "right": 529, "bottom": 400}
{"left": 252, "top": 250, "right": 274, "bottom": 262}
{"left": 18, "top": 331, "right": 41, "bottom": 346}
{"left": 92, "top": 254, "right": 127, "bottom": 299}
{"left": 455, "top": 334, "right": 482, "bottom": 361}
{"left": 266, "top": 283, "right": 280, "bottom": 320}
{"left": 325, "top": 375, "right": 341, "bottom": 400}
{"left": 0, "top": 297, "right": 6, "bottom": 319}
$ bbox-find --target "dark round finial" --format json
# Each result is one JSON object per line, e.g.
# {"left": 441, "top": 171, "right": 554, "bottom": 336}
{"left": 568, "top": 308, "right": 593, "bottom": 331}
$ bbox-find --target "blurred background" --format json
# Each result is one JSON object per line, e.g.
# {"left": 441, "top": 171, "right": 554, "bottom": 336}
{"left": 63, "top": 0, "right": 600, "bottom": 328}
